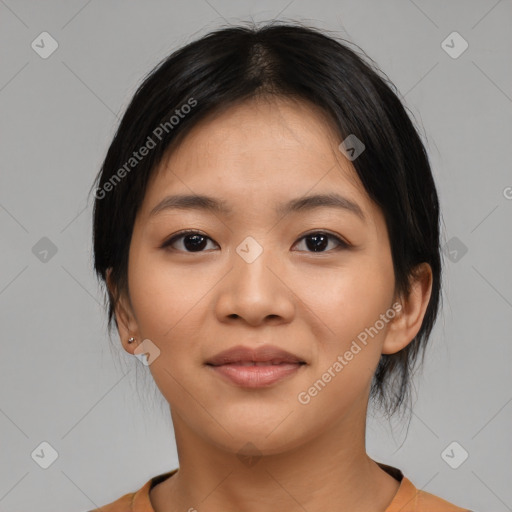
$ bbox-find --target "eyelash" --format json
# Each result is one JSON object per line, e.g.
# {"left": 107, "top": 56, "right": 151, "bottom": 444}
{"left": 160, "top": 229, "right": 350, "bottom": 253}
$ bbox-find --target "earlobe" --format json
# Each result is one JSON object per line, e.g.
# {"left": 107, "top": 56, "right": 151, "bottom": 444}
{"left": 381, "top": 263, "right": 433, "bottom": 355}
{"left": 106, "top": 268, "right": 140, "bottom": 353}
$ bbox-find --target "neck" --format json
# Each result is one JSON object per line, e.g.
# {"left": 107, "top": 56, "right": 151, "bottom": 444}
{"left": 150, "top": 405, "right": 401, "bottom": 512}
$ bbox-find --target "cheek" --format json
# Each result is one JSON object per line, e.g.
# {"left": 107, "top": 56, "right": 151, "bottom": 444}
{"left": 127, "top": 254, "right": 206, "bottom": 405}
{"left": 127, "top": 247, "right": 210, "bottom": 340}
{"left": 291, "top": 252, "right": 395, "bottom": 343}
{"left": 291, "top": 255, "right": 395, "bottom": 408}
{"left": 127, "top": 249, "right": 216, "bottom": 400}
{"left": 294, "top": 268, "right": 394, "bottom": 414}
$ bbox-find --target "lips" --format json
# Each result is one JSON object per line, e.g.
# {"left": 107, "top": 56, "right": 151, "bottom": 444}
{"left": 205, "top": 345, "right": 306, "bottom": 388}
{"left": 205, "top": 345, "right": 305, "bottom": 366}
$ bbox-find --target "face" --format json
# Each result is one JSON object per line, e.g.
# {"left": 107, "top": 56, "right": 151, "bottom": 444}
{"left": 114, "top": 97, "right": 412, "bottom": 456}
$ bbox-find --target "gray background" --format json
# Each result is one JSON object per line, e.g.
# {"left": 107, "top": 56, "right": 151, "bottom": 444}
{"left": 1, "top": 1, "right": 511, "bottom": 511}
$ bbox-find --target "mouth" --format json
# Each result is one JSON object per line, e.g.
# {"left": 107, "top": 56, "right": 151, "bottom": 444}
{"left": 211, "top": 360, "right": 306, "bottom": 366}
{"left": 205, "top": 345, "right": 306, "bottom": 388}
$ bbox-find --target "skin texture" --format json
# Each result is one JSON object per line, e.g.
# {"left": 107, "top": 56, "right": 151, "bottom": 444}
{"left": 108, "top": 96, "right": 433, "bottom": 512}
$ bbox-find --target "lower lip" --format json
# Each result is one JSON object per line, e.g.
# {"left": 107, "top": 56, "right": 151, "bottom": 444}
{"left": 207, "top": 363, "right": 304, "bottom": 388}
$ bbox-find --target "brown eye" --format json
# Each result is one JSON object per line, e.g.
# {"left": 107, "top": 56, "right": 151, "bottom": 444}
{"left": 293, "top": 231, "right": 348, "bottom": 253}
{"left": 161, "top": 230, "right": 218, "bottom": 252}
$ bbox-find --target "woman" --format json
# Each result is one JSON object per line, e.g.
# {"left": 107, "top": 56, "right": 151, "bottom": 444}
{"left": 89, "top": 21, "right": 471, "bottom": 512}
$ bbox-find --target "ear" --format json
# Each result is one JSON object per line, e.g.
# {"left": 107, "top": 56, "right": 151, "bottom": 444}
{"left": 382, "top": 262, "right": 433, "bottom": 355}
{"left": 106, "top": 268, "right": 141, "bottom": 354}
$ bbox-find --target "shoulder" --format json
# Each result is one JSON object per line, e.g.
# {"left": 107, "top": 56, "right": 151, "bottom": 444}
{"left": 86, "top": 469, "right": 178, "bottom": 512}
{"left": 416, "top": 486, "right": 472, "bottom": 511}
{"left": 377, "top": 463, "right": 471, "bottom": 512}
{"left": 86, "top": 490, "right": 136, "bottom": 511}
{"left": 391, "top": 476, "right": 473, "bottom": 512}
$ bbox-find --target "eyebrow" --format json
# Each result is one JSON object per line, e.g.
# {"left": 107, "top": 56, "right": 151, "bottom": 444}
{"left": 149, "top": 192, "right": 366, "bottom": 222}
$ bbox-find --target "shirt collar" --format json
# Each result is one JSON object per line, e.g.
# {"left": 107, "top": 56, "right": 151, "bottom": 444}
{"left": 131, "top": 464, "right": 416, "bottom": 512}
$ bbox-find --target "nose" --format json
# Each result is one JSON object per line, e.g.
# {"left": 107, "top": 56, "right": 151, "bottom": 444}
{"left": 214, "top": 239, "right": 295, "bottom": 327}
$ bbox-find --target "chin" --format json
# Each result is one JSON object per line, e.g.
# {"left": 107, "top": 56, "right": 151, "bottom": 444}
{"left": 203, "top": 418, "right": 307, "bottom": 458}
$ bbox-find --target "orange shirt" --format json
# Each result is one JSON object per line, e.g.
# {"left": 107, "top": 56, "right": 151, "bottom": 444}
{"left": 89, "top": 463, "right": 471, "bottom": 512}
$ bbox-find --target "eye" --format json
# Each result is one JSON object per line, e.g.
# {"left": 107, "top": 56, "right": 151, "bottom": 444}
{"left": 293, "top": 231, "right": 349, "bottom": 253}
{"left": 161, "top": 230, "right": 218, "bottom": 252}
{"left": 161, "top": 229, "right": 349, "bottom": 253}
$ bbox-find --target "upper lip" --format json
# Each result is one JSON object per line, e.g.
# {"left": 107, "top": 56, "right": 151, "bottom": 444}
{"left": 206, "top": 345, "right": 306, "bottom": 366}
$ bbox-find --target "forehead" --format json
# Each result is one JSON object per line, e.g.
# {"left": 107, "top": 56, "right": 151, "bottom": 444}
{"left": 141, "top": 97, "right": 372, "bottom": 221}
